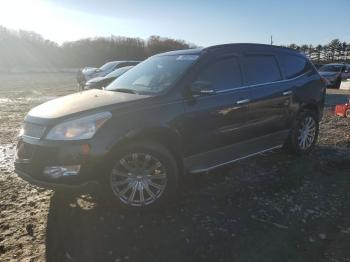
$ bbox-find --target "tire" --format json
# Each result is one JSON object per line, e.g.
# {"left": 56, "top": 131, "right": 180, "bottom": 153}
{"left": 284, "top": 110, "right": 319, "bottom": 155}
{"left": 99, "top": 141, "right": 179, "bottom": 210}
{"left": 346, "top": 109, "right": 350, "bottom": 118}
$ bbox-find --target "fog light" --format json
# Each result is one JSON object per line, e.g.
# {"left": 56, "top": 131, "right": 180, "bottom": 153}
{"left": 43, "top": 165, "right": 81, "bottom": 179}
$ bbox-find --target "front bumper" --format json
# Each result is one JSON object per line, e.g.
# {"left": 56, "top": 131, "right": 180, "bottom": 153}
{"left": 14, "top": 137, "right": 106, "bottom": 190}
{"left": 15, "top": 168, "right": 98, "bottom": 190}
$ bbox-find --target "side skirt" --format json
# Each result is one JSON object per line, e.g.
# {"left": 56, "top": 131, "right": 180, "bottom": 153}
{"left": 184, "top": 130, "right": 288, "bottom": 174}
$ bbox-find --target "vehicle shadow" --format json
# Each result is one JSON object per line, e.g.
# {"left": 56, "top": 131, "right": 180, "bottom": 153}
{"left": 45, "top": 147, "right": 349, "bottom": 262}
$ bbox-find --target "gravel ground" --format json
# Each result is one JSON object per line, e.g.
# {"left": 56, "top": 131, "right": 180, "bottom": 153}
{"left": 0, "top": 73, "right": 349, "bottom": 262}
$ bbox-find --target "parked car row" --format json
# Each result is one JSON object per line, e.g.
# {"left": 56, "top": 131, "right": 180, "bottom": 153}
{"left": 85, "top": 66, "right": 134, "bottom": 90}
{"left": 77, "top": 61, "right": 140, "bottom": 90}
{"left": 318, "top": 63, "right": 350, "bottom": 89}
{"left": 16, "top": 43, "right": 326, "bottom": 210}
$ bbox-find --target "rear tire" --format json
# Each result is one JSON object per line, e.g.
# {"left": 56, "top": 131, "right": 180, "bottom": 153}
{"left": 284, "top": 110, "right": 319, "bottom": 155}
{"left": 100, "top": 141, "right": 179, "bottom": 210}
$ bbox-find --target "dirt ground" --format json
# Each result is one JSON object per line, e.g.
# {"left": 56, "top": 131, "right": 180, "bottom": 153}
{"left": 0, "top": 73, "right": 350, "bottom": 262}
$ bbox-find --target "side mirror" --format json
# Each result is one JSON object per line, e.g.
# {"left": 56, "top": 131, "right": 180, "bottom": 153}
{"left": 190, "top": 81, "right": 216, "bottom": 95}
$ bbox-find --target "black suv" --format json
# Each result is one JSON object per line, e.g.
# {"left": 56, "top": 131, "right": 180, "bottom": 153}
{"left": 15, "top": 44, "right": 325, "bottom": 209}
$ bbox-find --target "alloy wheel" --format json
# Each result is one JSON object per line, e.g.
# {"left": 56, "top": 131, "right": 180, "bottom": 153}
{"left": 110, "top": 152, "right": 167, "bottom": 206}
{"left": 297, "top": 116, "right": 316, "bottom": 150}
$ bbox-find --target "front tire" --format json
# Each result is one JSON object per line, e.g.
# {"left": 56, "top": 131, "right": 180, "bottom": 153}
{"left": 285, "top": 110, "right": 319, "bottom": 155}
{"left": 101, "top": 141, "right": 179, "bottom": 210}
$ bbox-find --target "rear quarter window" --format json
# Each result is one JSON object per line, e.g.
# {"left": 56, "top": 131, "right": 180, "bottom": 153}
{"left": 278, "top": 53, "right": 312, "bottom": 79}
{"left": 243, "top": 55, "right": 282, "bottom": 85}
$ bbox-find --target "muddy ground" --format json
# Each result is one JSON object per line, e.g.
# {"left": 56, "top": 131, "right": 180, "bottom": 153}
{"left": 0, "top": 73, "right": 350, "bottom": 262}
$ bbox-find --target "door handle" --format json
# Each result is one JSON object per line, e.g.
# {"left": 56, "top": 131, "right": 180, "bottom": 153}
{"left": 283, "top": 90, "right": 292, "bottom": 96}
{"left": 236, "top": 99, "right": 250, "bottom": 105}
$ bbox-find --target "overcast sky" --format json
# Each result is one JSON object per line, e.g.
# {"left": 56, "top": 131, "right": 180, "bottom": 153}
{"left": 0, "top": 0, "right": 349, "bottom": 46}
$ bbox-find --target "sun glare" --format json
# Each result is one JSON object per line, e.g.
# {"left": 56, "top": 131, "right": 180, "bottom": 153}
{"left": 0, "top": 0, "right": 48, "bottom": 30}
{"left": 0, "top": 0, "right": 94, "bottom": 44}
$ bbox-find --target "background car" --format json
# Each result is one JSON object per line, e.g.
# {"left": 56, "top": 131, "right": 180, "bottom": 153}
{"left": 84, "top": 66, "right": 134, "bottom": 90}
{"left": 318, "top": 63, "right": 350, "bottom": 88}
{"left": 76, "top": 61, "right": 140, "bottom": 89}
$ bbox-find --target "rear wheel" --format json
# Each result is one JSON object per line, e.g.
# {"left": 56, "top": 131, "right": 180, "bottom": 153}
{"left": 102, "top": 142, "right": 179, "bottom": 210}
{"left": 285, "top": 110, "right": 319, "bottom": 155}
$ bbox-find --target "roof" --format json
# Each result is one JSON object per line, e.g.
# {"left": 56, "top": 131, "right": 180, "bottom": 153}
{"left": 156, "top": 43, "right": 300, "bottom": 57}
{"left": 323, "top": 63, "right": 347, "bottom": 66}
{"left": 155, "top": 48, "right": 203, "bottom": 56}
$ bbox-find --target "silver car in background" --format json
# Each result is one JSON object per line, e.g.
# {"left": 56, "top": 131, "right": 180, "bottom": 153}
{"left": 76, "top": 61, "right": 140, "bottom": 89}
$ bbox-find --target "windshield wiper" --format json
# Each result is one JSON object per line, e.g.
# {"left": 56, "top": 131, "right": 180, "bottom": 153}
{"left": 113, "top": 88, "right": 138, "bottom": 94}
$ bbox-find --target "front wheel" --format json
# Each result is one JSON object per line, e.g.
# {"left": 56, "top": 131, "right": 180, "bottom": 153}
{"left": 285, "top": 110, "right": 319, "bottom": 155}
{"left": 101, "top": 142, "right": 179, "bottom": 210}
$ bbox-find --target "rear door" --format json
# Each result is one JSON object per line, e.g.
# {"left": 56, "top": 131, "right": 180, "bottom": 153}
{"left": 242, "top": 53, "right": 292, "bottom": 138}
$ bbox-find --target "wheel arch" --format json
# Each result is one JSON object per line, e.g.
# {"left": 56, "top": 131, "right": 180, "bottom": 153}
{"left": 107, "top": 126, "right": 185, "bottom": 175}
{"left": 299, "top": 102, "right": 320, "bottom": 120}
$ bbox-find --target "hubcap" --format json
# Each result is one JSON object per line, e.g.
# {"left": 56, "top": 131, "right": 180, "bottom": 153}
{"left": 297, "top": 116, "right": 316, "bottom": 150}
{"left": 110, "top": 153, "right": 167, "bottom": 206}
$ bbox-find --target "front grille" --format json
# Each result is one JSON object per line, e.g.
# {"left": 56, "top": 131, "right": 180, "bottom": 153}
{"left": 22, "top": 122, "right": 46, "bottom": 139}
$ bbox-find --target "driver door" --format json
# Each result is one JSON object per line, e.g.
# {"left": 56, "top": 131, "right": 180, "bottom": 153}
{"left": 181, "top": 55, "right": 254, "bottom": 159}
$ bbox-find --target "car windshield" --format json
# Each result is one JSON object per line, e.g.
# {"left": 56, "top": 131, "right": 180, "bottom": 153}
{"left": 105, "top": 66, "right": 133, "bottom": 78}
{"left": 99, "top": 62, "right": 118, "bottom": 71}
{"left": 319, "top": 65, "right": 342, "bottom": 72}
{"left": 106, "top": 55, "right": 199, "bottom": 94}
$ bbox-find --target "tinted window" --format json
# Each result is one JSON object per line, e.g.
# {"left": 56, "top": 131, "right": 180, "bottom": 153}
{"left": 100, "top": 62, "right": 118, "bottom": 71}
{"left": 279, "top": 54, "right": 311, "bottom": 79}
{"left": 196, "top": 57, "right": 242, "bottom": 91}
{"left": 244, "top": 55, "right": 282, "bottom": 85}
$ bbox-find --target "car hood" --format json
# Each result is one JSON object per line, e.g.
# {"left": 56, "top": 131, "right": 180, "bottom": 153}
{"left": 319, "top": 71, "right": 338, "bottom": 77}
{"left": 27, "top": 89, "right": 150, "bottom": 120}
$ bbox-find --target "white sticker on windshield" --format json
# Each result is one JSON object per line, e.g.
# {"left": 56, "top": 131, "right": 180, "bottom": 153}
{"left": 176, "top": 55, "right": 199, "bottom": 61}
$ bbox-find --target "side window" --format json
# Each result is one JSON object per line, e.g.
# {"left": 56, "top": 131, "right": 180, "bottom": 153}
{"left": 244, "top": 55, "right": 282, "bottom": 85}
{"left": 278, "top": 54, "right": 311, "bottom": 79}
{"left": 196, "top": 57, "right": 242, "bottom": 91}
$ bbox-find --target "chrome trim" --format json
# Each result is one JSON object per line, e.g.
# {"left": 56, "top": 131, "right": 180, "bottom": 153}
{"left": 283, "top": 90, "right": 293, "bottom": 96}
{"left": 21, "top": 135, "right": 41, "bottom": 140}
{"left": 236, "top": 99, "right": 250, "bottom": 105}
{"left": 190, "top": 145, "right": 283, "bottom": 174}
{"left": 215, "top": 71, "right": 309, "bottom": 94}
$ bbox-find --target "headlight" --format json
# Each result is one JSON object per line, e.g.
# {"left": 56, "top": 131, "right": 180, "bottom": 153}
{"left": 46, "top": 112, "right": 112, "bottom": 140}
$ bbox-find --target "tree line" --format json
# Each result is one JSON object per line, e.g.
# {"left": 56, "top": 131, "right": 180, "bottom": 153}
{"left": 285, "top": 39, "right": 350, "bottom": 66}
{"left": 0, "top": 26, "right": 195, "bottom": 72}
{"left": 0, "top": 25, "right": 349, "bottom": 72}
